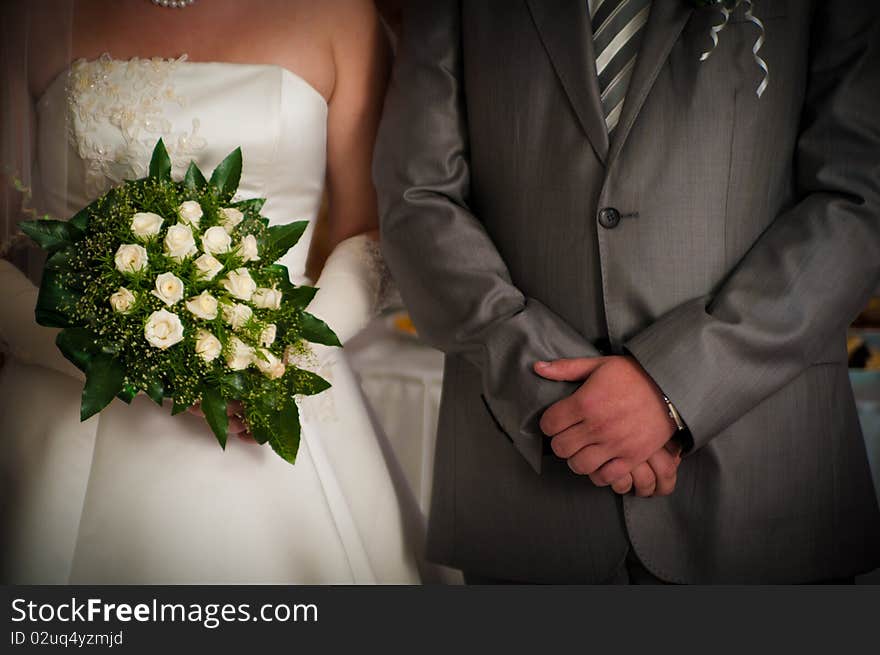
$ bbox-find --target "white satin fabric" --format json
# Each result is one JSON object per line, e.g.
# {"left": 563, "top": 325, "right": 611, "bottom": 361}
{"left": 0, "top": 56, "right": 420, "bottom": 584}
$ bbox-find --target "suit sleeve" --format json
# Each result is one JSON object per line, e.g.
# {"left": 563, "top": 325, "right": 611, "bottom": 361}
{"left": 626, "top": 2, "right": 880, "bottom": 452}
{"left": 373, "top": 0, "right": 600, "bottom": 473}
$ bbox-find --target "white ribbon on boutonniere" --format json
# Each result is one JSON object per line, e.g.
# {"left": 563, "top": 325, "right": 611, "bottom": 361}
{"left": 693, "top": 0, "right": 769, "bottom": 97}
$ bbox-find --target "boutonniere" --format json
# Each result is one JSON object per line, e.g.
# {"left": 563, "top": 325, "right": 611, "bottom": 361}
{"left": 691, "top": 0, "right": 769, "bottom": 97}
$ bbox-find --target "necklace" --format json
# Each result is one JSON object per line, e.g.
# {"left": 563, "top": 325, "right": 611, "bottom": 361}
{"left": 151, "top": 0, "right": 197, "bottom": 8}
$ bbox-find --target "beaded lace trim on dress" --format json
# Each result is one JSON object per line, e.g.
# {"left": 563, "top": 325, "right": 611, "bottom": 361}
{"left": 66, "top": 54, "right": 207, "bottom": 199}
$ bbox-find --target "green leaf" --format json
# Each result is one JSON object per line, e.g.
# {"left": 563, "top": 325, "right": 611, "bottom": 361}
{"left": 249, "top": 423, "right": 271, "bottom": 445}
{"left": 145, "top": 378, "right": 165, "bottom": 405}
{"left": 209, "top": 147, "right": 242, "bottom": 201}
{"left": 232, "top": 198, "right": 266, "bottom": 214}
{"left": 44, "top": 246, "right": 76, "bottom": 271}
{"left": 117, "top": 384, "right": 137, "bottom": 405}
{"left": 262, "top": 264, "right": 288, "bottom": 277}
{"left": 81, "top": 354, "right": 125, "bottom": 421}
{"left": 266, "top": 221, "right": 309, "bottom": 258}
{"left": 299, "top": 311, "right": 341, "bottom": 347}
{"left": 149, "top": 139, "right": 172, "bottom": 180}
{"left": 287, "top": 368, "right": 332, "bottom": 397}
{"left": 34, "top": 270, "right": 80, "bottom": 328}
{"left": 19, "top": 220, "right": 81, "bottom": 252}
{"left": 56, "top": 327, "right": 100, "bottom": 372}
{"left": 285, "top": 285, "right": 318, "bottom": 308}
{"left": 200, "top": 385, "right": 229, "bottom": 449}
{"left": 267, "top": 402, "right": 301, "bottom": 464}
{"left": 261, "top": 264, "right": 293, "bottom": 287}
{"left": 183, "top": 161, "right": 208, "bottom": 192}
{"left": 171, "top": 399, "right": 190, "bottom": 415}
{"left": 222, "top": 371, "right": 249, "bottom": 397}
{"left": 69, "top": 205, "right": 91, "bottom": 232}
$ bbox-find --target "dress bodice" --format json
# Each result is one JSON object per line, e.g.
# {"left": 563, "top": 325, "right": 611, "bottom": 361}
{"left": 35, "top": 54, "right": 328, "bottom": 282}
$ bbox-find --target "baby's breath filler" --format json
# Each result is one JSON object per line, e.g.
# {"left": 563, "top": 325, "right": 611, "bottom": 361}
{"left": 21, "top": 140, "right": 338, "bottom": 464}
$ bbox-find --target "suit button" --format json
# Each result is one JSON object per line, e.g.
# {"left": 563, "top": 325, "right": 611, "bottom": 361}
{"left": 598, "top": 207, "right": 621, "bottom": 229}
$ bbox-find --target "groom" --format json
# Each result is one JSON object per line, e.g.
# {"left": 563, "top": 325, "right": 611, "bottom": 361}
{"left": 374, "top": 0, "right": 880, "bottom": 583}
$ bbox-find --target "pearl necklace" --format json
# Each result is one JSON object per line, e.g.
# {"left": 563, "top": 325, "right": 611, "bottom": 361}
{"left": 151, "top": 0, "right": 196, "bottom": 8}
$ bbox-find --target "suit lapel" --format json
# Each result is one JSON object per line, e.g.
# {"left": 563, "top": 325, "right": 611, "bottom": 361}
{"left": 607, "top": 1, "right": 694, "bottom": 166}
{"left": 525, "top": 0, "right": 609, "bottom": 164}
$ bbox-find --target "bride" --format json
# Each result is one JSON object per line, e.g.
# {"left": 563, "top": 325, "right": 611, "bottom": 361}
{"left": 0, "top": 0, "right": 420, "bottom": 584}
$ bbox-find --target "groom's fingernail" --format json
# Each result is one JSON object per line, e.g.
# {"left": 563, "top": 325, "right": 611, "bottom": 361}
{"left": 535, "top": 361, "right": 550, "bottom": 368}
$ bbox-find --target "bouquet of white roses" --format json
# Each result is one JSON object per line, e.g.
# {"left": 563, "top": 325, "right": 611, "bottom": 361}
{"left": 20, "top": 139, "right": 338, "bottom": 464}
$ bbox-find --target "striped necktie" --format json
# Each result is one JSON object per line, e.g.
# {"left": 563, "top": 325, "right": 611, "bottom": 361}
{"left": 590, "top": 0, "right": 652, "bottom": 133}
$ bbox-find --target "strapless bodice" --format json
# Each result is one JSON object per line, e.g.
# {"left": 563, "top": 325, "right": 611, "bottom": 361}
{"left": 35, "top": 54, "right": 328, "bottom": 281}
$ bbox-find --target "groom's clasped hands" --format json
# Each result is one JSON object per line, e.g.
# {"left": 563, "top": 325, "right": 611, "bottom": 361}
{"left": 535, "top": 356, "right": 683, "bottom": 497}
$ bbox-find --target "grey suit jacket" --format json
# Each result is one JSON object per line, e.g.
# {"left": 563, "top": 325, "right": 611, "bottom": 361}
{"left": 374, "top": 0, "right": 880, "bottom": 583}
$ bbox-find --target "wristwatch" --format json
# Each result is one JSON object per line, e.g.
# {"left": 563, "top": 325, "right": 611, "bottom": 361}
{"left": 662, "top": 394, "right": 686, "bottom": 432}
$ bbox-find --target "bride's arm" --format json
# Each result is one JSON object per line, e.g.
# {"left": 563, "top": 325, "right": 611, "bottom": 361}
{"left": 304, "top": 1, "right": 392, "bottom": 345}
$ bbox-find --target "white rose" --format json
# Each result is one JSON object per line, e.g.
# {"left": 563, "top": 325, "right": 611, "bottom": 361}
{"left": 164, "top": 224, "right": 198, "bottom": 262}
{"left": 221, "top": 268, "right": 257, "bottom": 301}
{"left": 130, "top": 212, "right": 164, "bottom": 240}
{"left": 254, "top": 348, "right": 285, "bottom": 380}
{"left": 222, "top": 302, "right": 253, "bottom": 330}
{"left": 236, "top": 234, "right": 260, "bottom": 262}
{"left": 226, "top": 336, "right": 253, "bottom": 370}
{"left": 219, "top": 207, "right": 244, "bottom": 230}
{"left": 114, "top": 244, "right": 149, "bottom": 274}
{"left": 151, "top": 272, "right": 185, "bottom": 306}
{"left": 109, "top": 287, "right": 136, "bottom": 314}
{"left": 185, "top": 291, "right": 219, "bottom": 320}
{"left": 202, "top": 225, "right": 232, "bottom": 255}
{"left": 144, "top": 309, "right": 184, "bottom": 350}
{"left": 178, "top": 200, "right": 203, "bottom": 227}
{"left": 252, "top": 286, "right": 282, "bottom": 310}
{"left": 193, "top": 253, "right": 224, "bottom": 281}
{"left": 195, "top": 329, "right": 222, "bottom": 363}
{"left": 260, "top": 323, "right": 277, "bottom": 347}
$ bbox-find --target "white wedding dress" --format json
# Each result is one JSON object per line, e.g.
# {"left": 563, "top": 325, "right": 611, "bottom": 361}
{"left": 0, "top": 55, "right": 420, "bottom": 584}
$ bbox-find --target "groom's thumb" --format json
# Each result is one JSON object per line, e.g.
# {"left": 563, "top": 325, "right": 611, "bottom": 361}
{"left": 534, "top": 357, "right": 605, "bottom": 381}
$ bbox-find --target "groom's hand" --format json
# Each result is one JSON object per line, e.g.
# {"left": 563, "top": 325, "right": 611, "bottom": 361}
{"left": 608, "top": 440, "right": 683, "bottom": 497}
{"left": 534, "top": 356, "right": 678, "bottom": 489}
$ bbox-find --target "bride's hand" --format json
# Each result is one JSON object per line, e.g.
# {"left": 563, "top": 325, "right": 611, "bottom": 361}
{"left": 187, "top": 401, "right": 255, "bottom": 443}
